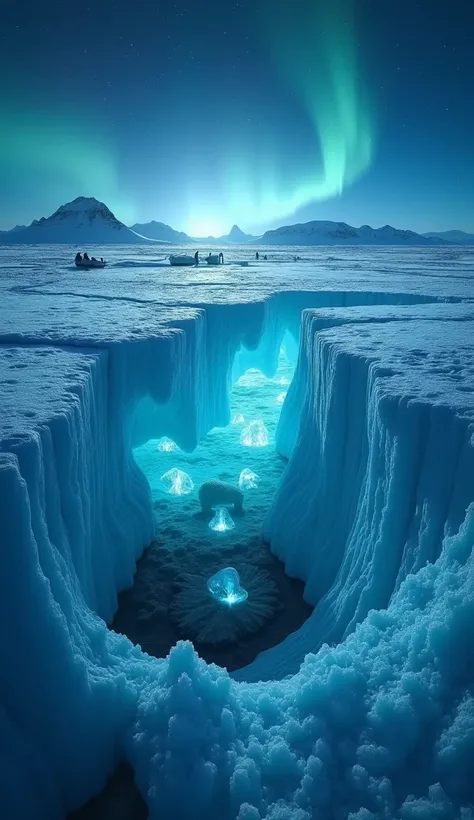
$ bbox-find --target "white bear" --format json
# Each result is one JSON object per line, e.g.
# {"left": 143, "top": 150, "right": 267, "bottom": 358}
{"left": 198, "top": 479, "right": 244, "bottom": 514}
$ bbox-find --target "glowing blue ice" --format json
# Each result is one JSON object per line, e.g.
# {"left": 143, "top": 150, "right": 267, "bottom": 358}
{"left": 239, "top": 468, "right": 260, "bottom": 490}
{"left": 207, "top": 567, "right": 248, "bottom": 606}
{"left": 160, "top": 468, "right": 194, "bottom": 496}
{"left": 240, "top": 419, "right": 269, "bottom": 447}
{"left": 208, "top": 507, "right": 236, "bottom": 532}
{"left": 276, "top": 391, "right": 287, "bottom": 405}
{"left": 157, "top": 437, "right": 178, "bottom": 452}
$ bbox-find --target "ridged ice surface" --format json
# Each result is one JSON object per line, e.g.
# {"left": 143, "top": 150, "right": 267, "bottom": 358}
{"left": 1, "top": 245, "right": 474, "bottom": 819}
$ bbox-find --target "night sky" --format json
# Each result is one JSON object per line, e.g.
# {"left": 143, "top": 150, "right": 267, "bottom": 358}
{"left": 0, "top": 0, "right": 472, "bottom": 234}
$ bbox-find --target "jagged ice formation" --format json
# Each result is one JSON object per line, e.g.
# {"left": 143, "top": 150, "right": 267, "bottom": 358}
{"left": 1, "top": 246, "right": 474, "bottom": 818}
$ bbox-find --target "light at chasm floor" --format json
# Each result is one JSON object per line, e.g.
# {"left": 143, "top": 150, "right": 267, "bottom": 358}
{"left": 112, "top": 345, "right": 313, "bottom": 671}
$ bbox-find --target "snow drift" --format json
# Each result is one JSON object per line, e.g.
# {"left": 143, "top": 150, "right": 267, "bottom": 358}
{"left": 1, "top": 247, "right": 474, "bottom": 819}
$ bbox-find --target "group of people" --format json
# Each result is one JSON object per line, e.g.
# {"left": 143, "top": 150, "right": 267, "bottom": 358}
{"left": 75, "top": 252, "right": 104, "bottom": 264}
{"left": 255, "top": 251, "right": 268, "bottom": 261}
{"left": 193, "top": 251, "right": 225, "bottom": 265}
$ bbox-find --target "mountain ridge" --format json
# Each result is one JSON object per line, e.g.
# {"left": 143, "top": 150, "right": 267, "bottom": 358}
{"left": 0, "top": 197, "right": 149, "bottom": 244}
{"left": 0, "top": 197, "right": 469, "bottom": 245}
{"left": 423, "top": 230, "right": 474, "bottom": 244}
{"left": 130, "top": 220, "right": 189, "bottom": 244}
{"left": 256, "top": 220, "right": 448, "bottom": 246}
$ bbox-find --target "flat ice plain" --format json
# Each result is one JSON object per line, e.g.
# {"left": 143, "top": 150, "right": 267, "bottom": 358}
{"left": 1, "top": 243, "right": 474, "bottom": 819}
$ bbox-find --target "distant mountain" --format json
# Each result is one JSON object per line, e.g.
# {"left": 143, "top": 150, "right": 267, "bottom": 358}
{"left": 218, "top": 224, "right": 257, "bottom": 243}
{"left": 0, "top": 197, "right": 148, "bottom": 244}
{"left": 188, "top": 225, "right": 257, "bottom": 244}
{"left": 257, "top": 220, "right": 448, "bottom": 246}
{"left": 423, "top": 230, "right": 474, "bottom": 244}
{"left": 0, "top": 224, "right": 27, "bottom": 233}
{"left": 131, "top": 220, "right": 191, "bottom": 243}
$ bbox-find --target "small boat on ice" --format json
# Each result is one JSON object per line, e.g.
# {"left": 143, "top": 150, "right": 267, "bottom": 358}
{"left": 169, "top": 255, "right": 196, "bottom": 266}
{"left": 206, "top": 254, "right": 222, "bottom": 266}
{"left": 75, "top": 254, "right": 106, "bottom": 269}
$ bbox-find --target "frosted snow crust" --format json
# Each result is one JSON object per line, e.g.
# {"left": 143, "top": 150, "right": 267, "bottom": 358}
{"left": 1, "top": 246, "right": 474, "bottom": 818}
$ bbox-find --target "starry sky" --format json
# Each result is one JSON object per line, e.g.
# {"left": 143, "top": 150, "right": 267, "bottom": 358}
{"left": 0, "top": 0, "right": 472, "bottom": 235}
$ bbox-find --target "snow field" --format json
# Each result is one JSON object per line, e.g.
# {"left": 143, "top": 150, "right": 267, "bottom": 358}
{"left": 0, "top": 246, "right": 474, "bottom": 818}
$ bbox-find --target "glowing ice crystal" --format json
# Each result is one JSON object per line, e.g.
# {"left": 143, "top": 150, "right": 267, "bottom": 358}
{"left": 209, "top": 507, "right": 236, "bottom": 532}
{"left": 276, "top": 392, "right": 287, "bottom": 405}
{"left": 157, "top": 437, "right": 178, "bottom": 452}
{"left": 232, "top": 413, "right": 245, "bottom": 425}
{"left": 239, "top": 469, "right": 260, "bottom": 490}
{"left": 240, "top": 419, "right": 269, "bottom": 447}
{"left": 161, "top": 468, "right": 194, "bottom": 496}
{"left": 207, "top": 567, "right": 248, "bottom": 606}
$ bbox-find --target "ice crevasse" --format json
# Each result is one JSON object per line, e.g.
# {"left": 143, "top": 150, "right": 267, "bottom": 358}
{"left": 1, "top": 257, "right": 474, "bottom": 819}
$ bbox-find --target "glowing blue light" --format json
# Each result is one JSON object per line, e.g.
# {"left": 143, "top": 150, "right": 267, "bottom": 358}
{"left": 276, "top": 392, "right": 287, "bottom": 405}
{"left": 232, "top": 413, "right": 245, "bottom": 425}
{"left": 209, "top": 507, "right": 236, "bottom": 532}
{"left": 236, "top": 369, "right": 266, "bottom": 387}
{"left": 240, "top": 420, "right": 269, "bottom": 448}
{"left": 157, "top": 437, "right": 178, "bottom": 452}
{"left": 161, "top": 468, "right": 194, "bottom": 496}
{"left": 207, "top": 567, "right": 248, "bottom": 606}
{"left": 239, "top": 469, "right": 260, "bottom": 490}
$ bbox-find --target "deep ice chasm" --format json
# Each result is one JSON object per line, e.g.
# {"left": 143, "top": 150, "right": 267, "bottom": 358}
{"left": 1, "top": 246, "right": 474, "bottom": 819}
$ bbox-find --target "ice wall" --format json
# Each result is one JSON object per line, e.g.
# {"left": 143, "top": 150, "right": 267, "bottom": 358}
{"left": 240, "top": 312, "right": 474, "bottom": 683}
{"left": 0, "top": 346, "right": 154, "bottom": 817}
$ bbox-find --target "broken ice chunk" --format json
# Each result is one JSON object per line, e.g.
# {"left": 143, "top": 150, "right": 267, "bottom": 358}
{"left": 240, "top": 419, "right": 269, "bottom": 447}
{"left": 161, "top": 468, "right": 194, "bottom": 496}
{"left": 209, "top": 507, "right": 236, "bottom": 532}
{"left": 157, "top": 437, "right": 178, "bottom": 452}
{"left": 207, "top": 567, "right": 248, "bottom": 606}
{"left": 276, "top": 392, "right": 287, "bottom": 405}
{"left": 239, "top": 469, "right": 260, "bottom": 490}
{"left": 231, "top": 413, "right": 245, "bottom": 425}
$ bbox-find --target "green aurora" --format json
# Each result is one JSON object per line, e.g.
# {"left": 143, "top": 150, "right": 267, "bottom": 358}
{"left": 188, "top": 0, "right": 375, "bottom": 234}
{"left": 0, "top": 104, "right": 136, "bottom": 227}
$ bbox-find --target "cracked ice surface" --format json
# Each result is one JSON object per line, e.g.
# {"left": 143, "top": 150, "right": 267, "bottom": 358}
{"left": 1, "top": 245, "right": 474, "bottom": 819}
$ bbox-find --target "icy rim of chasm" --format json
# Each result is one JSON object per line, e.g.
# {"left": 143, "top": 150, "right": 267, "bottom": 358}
{"left": 1, "top": 246, "right": 474, "bottom": 820}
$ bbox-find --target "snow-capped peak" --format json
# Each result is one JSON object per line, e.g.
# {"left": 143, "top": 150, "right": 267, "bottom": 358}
{"left": 0, "top": 196, "right": 147, "bottom": 244}
{"left": 42, "top": 196, "right": 124, "bottom": 229}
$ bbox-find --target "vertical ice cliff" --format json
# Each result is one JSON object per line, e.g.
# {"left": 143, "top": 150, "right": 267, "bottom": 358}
{"left": 240, "top": 313, "right": 474, "bottom": 683}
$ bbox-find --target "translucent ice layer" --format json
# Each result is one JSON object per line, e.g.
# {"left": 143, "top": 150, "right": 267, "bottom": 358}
{"left": 240, "top": 419, "right": 269, "bottom": 447}
{"left": 208, "top": 507, "right": 236, "bottom": 532}
{"left": 160, "top": 468, "right": 194, "bottom": 495}
{"left": 239, "top": 468, "right": 260, "bottom": 490}
{"left": 207, "top": 567, "right": 248, "bottom": 606}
